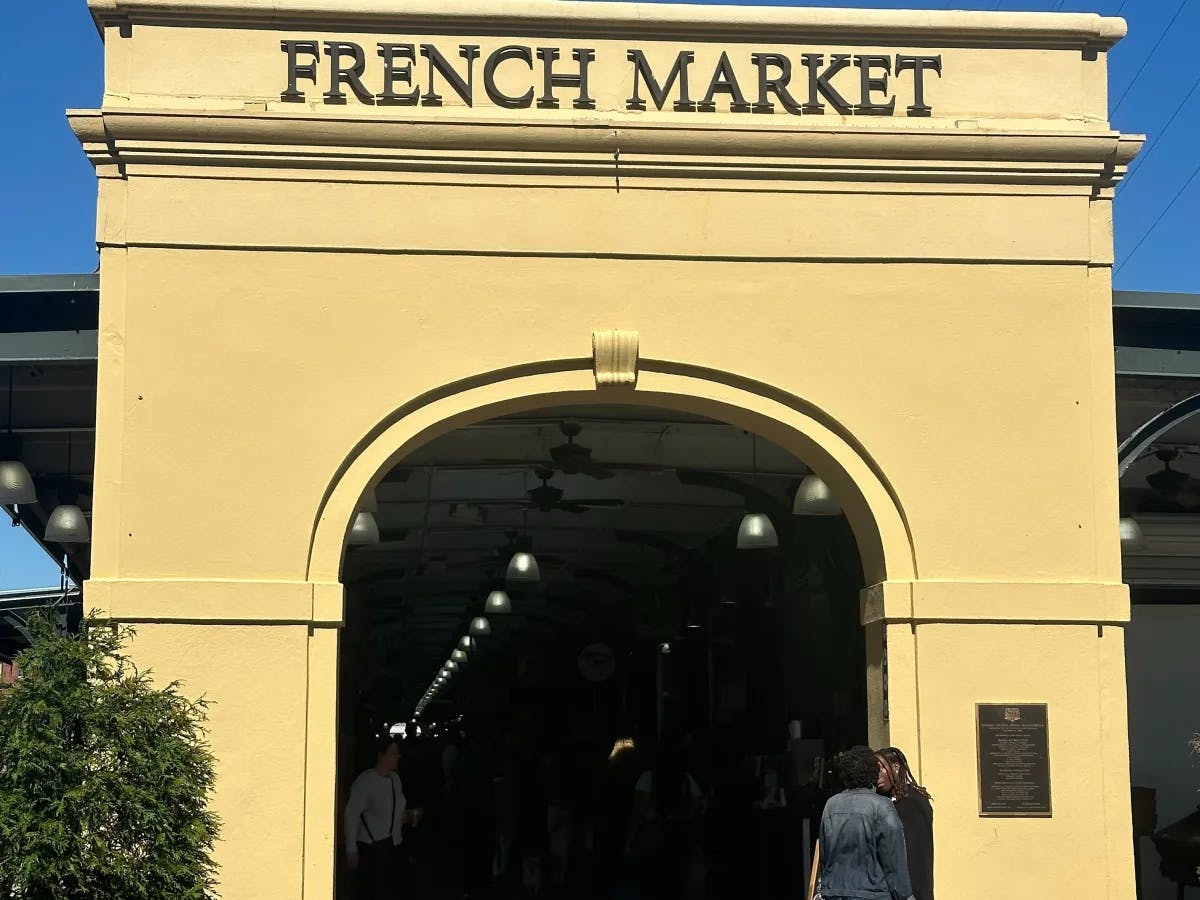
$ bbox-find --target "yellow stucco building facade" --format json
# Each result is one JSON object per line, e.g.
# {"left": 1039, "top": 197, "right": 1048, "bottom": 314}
{"left": 72, "top": 1, "right": 1141, "bottom": 897}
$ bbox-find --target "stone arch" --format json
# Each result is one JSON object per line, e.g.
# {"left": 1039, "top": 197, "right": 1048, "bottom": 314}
{"left": 306, "top": 361, "right": 916, "bottom": 587}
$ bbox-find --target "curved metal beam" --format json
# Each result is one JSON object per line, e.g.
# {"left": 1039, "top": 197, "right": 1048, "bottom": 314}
{"left": 1117, "top": 392, "right": 1200, "bottom": 477}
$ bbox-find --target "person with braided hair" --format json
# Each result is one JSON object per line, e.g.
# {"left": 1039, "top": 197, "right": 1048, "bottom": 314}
{"left": 876, "top": 747, "right": 934, "bottom": 900}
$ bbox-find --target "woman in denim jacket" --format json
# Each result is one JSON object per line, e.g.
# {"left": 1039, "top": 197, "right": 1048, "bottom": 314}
{"left": 815, "top": 747, "right": 914, "bottom": 900}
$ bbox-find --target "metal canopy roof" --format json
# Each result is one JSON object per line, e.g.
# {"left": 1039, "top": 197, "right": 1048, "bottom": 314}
{"left": 0, "top": 276, "right": 97, "bottom": 599}
{"left": 1114, "top": 290, "right": 1200, "bottom": 380}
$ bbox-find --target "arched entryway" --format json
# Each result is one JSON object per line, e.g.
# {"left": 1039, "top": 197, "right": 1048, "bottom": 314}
{"left": 310, "top": 365, "right": 912, "bottom": 900}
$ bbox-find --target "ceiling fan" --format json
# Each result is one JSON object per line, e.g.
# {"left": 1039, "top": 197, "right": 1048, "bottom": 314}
{"left": 486, "top": 421, "right": 618, "bottom": 480}
{"left": 1124, "top": 448, "right": 1200, "bottom": 513}
{"left": 528, "top": 467, "right": 623, "bottom": 513}
{"left": 479, "top": 468, "right": 625, "bottom": 515}
{"left": 549, "top": 422, "right": 615, "bottom": 480}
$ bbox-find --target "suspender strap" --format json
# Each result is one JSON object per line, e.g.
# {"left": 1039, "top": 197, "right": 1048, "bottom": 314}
{"left": 389, "top": 778, "right": 398, "bottom": 839}
{"left": 359, "top": 774, "right": 399, "bottom": 844}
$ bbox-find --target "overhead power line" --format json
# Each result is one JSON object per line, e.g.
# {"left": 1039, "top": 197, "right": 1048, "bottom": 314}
{"left": 1111, "top": 0, "right": 1189, "bottom": 116}
{"left": 1115, "top": 161, "right": 1200, "bottom": 274}
{"left": 1120, "top": 71, "right": 1200, "bottom": 191}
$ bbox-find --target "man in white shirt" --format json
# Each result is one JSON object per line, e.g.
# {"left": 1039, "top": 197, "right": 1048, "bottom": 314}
{"left": 345, "top": 737, "right": 419, "bottom": 900}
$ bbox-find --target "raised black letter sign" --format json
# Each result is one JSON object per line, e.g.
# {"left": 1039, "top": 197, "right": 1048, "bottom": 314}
{"left": 484, "top": 45, "right": 534, "bottom": 109}
{"left": 750, "top": 52, "right": 802, "bottom": 114}
{"left": 699, "top": 51, "right": 751, "bottom": 113}
{"left": 323, "top": 41, "right": 373, "bottom": 105}
{"left": 800, "top": 53, "right": 853, "bottom": 114}
{"left": 854, "top": 55, "right": 896, "bottom": 115}
{"left": 280, "top": 39, "right": 319, "bottom": 102}
{"left": 896, "top": 54, "right": 942, "bottom": 117}
{"left": 626, "top": 50, "right": 696, "bottom": 112}
{"left": 536, "top": 48, "right": 596, "bottom": 110}
{"left": 377, "top": 43, "right": 418, "bottom": 105}
{"left": 420, "top": 44, "right": 480, "bottom": 107}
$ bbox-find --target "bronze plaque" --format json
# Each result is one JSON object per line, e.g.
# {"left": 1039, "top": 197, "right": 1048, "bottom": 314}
{"left": 976, "top": 703, "right": 1052, "bottom": 817}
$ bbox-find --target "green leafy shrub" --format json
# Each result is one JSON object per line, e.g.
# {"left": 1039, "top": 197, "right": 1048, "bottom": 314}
{"left": 0, "top": 611, "right": 220, "bottom": 899}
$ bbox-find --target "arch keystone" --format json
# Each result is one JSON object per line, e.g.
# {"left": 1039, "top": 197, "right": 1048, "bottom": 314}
{"left": 592, "top": 329, "right": 639, "bottom": 387}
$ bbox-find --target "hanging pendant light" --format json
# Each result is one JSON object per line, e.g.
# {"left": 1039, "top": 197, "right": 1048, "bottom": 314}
{"left": 485, "top": 589, "right": 513, "bottom": 614}
{"left": 0, "top": 440, "right": 35, "bottom": 506}
{"left": 506, "top": 551, "right": 540, "bottom": 583}
{"left": 458, "top": 636, "right": 476, "bottom": 652}
{"left": 1119, "top": 516, "right": 1146, "bottom": 551}
{"left": 45, "top": 434, "right": 89, "bottom": 544}
{"left": 469, "top": 616, "right": 491, "bottom": 636}
{"left": 736, "top": 512, "right": 778, "bottom": 550}
{"left": 451, "top": 649, "right": 468, "bottom": 664}
{"left": 45, "top": 495, "right": 90, "bottom": 543}
{"left": 737, "top": 433, "right": 777, "bottom": 550}
{"left": 348, "top": 511, "right": 380, "bottom": 545}
{"left": 793, "top": 474, "right": 841, "bottom": 516}
{"left": 0, "top": 370, "right": 35, "bottom": 507}
{"left": 445, "top": 659, "right": 459, "bottom": 673}
{"left": 506, "top": 512, "right": 540, "bottom": 583}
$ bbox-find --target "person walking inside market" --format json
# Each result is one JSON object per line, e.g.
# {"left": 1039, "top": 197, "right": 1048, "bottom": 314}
{"left": 345, "top": 736, "right": 422, "bottom": 900}
{"left": 813, "top": 746, "right": 914, "bottom": 900}
{"left": 876, "top": 747, "right": 934, "bottom": 900}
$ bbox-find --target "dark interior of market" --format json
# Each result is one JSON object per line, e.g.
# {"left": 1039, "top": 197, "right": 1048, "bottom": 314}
{"left": 335, "top": 406, "right": 867, "bottom": 900}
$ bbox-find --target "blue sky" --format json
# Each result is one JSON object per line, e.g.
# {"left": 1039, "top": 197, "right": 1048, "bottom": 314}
{"left": 0, "top": 0, "right": 1196, "bottom": 587}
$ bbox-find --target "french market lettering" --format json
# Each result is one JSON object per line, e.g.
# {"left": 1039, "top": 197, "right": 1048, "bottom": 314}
{"left": 280, "top": 40, "right": 943, "bottom": 116}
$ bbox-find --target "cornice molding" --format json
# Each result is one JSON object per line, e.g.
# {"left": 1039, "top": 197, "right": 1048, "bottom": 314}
{"left": 87, "top": 0, "right": 1126, "bottom": 51}
{"left": 69, "top": 108, "right": 1144, "bottom": 189}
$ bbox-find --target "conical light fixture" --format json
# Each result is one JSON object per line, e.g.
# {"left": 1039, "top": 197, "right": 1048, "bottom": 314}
{"left": 736, "top": 513, "right": 777, "bottom": 550}
{"left": 0, "top": 455, "right": 36, "bottom": 506}
{"left": 793, "top": 474, "right": 841, "bottom": 516}
{"left": 45, "top": 497, "right": 89, "bottom": 543}
{"left": 458, "top": 636, "right": 476, "bottom": 652}
{"left": 451, "top": 649, "right": 468, "bottom": 664}
{"left": 506, "top": 551, "right": 539, "bottom": 583}
{"left": 0, "top": 370, "right": 35, "bottom": 506}
{"left": 1119, "top": 516, "right": 1146, "bottom": 551}
{"left": 485, "top": 589, "right": 513, "bottom": 614}
{"left": 445, "top": 659, "right": 459, "bottom": 673}
{"left": 348, "top": 511, "right": 380, "bottom": 545}
{"left": 45, "top": 434, "right": 89, "bottom": 544}
{"left": 469, "top": 616, "right": 492, "bottom": 636}
{"left": 736, "top": 433, "right": 777, "bottom": 550}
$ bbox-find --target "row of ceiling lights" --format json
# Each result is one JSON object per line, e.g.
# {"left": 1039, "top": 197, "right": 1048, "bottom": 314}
{"left": 1, "top": 368, "right": 90, "bottom": 545}
{"left": 412, "top": 522, "right": 548, "bottom": 717}
{"left": 398, "top": 473, "right": 842, "bottom": 719}
{"left": 346, "top": 470, "right": 843, "bottom": 553}
{"left": 0, "top": 448, "right": 91, "bottom": 544}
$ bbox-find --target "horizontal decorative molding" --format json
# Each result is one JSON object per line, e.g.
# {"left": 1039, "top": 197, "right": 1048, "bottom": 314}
{"left": 69, "top": 109, "right": 1142, "bottom": 188}
{"left": 861, "top": 580, "right": 1131, "bottom": 625}
{"left": 86, "top": 0, "right": 1126, "bottom": 51}
{"left": 84, "top": 577, "right": 345, "bottom": 624}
